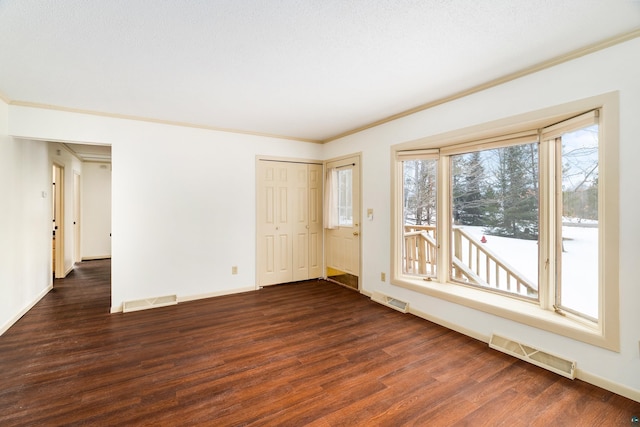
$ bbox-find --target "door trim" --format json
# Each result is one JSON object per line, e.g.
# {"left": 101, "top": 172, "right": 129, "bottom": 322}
{"left": 53, "top": 163, "right": 65, "bottom": 279}
{"left": 324, "top": 152, "right": 362, "bottom": 291}
{"left": 73, "top": 171, "right": 81, "bottom": 264}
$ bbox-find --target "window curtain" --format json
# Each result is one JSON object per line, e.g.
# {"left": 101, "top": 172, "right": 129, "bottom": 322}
{"left": 324, "top": 167, "right": 339, "bottom": 229}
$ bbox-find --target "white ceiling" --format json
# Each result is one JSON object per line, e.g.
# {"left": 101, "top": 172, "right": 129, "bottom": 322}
{"left": 0, "top": 1, "right": 639, "bottom": 143}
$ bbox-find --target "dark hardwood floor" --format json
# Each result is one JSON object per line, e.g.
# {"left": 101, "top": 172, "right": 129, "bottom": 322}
{"left": 1, "top": 259, "right": 638, "bottom": 426}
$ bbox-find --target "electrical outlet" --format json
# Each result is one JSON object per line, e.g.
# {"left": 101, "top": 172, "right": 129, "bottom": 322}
{"left": 232, "top": 266, "right": 238, "bottom": 275}
{"left": 381, "top": 272, "right": 386, "bottom": 282}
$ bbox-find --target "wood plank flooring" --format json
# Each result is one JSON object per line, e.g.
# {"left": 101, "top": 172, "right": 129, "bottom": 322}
{"left": 1, "top": 259, "right": 638, "bottom": 426}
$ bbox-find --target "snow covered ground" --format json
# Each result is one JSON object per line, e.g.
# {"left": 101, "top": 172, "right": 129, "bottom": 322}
{"left": 459, "top": 223, "right": 597, "bottom": 318}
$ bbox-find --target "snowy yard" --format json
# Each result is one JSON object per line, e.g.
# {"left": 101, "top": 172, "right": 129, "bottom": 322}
{"left": 460, "top": 223, "right": 597, "bottom": 318}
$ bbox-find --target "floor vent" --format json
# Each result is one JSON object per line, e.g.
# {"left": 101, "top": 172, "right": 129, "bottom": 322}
{"left": 371, "top": 292, "right": 409, "bottom": 313}
{"left": 489, "top": 334, "right": 576, "bottom": 379}
{"left": 123, "top": 295, "right": 177, "bottom": 313}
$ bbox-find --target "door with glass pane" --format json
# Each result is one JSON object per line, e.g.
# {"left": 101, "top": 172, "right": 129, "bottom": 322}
{"left": 324, "top": 155, "right": 360, "bottom": 290}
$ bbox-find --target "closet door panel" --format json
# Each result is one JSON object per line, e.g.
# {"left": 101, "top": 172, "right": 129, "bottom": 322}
{"left": 308, "top": 164, "right": 323, "bottom": 279}
{"left": 258, "top": 160, "right": 322, "bottom": 286}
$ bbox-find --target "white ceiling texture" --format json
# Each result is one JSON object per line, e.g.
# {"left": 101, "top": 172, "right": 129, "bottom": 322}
{"left": 0, "top": 1, "right": 639, "bottom": 144}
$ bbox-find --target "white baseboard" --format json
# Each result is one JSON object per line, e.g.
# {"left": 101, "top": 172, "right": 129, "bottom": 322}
{"left": 0, "top": 284, "right": 53, "bottom": 336}
{"left": 110, "top": 286, "right": 257, "bottom": 314}
{"left": 360, "top": 288, "right": 373, "bottom": 298}
{"left": 53, "top": 264, "right": 75, "bottom": 279}
{"left": 178, "top": 286, "right": 256, "bottom": 303}
{"left": 576, "top": 368, "right": 640, "bottom": 403}
{"left": 408, "top": 305, "right": 490, "bottom": 343}
{"left": 405, "top": 305, "right": 640, "bottom": 403}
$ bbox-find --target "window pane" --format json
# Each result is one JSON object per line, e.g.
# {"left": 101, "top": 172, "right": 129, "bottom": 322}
{"left": 451, "top": 143, "right": 539, "bottom": 299}
{"left": 337, "top": 169, "right": 353, "bottom": 226}
{"left": 558, "top": 124, "right": 599, "bottom": 320}
{"left": 402, "top": 159, "right": 437, "bottom": 277}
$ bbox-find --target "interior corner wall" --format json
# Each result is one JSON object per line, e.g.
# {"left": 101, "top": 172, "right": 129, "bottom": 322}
{"left": 323, "top": 37, "right": 640, "bottom": 398}
{"left": 0, "top": 99, "right": 52, "bottom": 335}
{"left": 81, "top": 162, "right": 112, "bottom": 259}
{"left": 7, "top": 106, "right": 323, "bottom": 313}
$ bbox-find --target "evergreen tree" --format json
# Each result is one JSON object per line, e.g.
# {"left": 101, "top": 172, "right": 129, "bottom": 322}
{"left": 452, "top": 151, "right": 485, "bottom": 225}
{"left": 451, "top": 155, "right": 466, "bottom": 224}
{"left": 486, "top": 143, "right": 539, "bottom": 240}
{"left": 403, "top": 159, "right": 437, "bottom": 225}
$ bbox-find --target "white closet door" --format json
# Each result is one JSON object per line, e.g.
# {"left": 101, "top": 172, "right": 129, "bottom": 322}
{"left": 257, "top": 161, "right": 293, "bottom": 286}
{"left": 257, "top": 161, "right": 323, "bottom": 286}
{"left": 292, "top": 163, "right": 309, "bottom": 282}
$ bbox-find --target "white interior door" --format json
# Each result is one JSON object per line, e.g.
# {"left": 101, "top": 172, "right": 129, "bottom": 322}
{"left": 325, "top": 155, "right": 360, "bottom": 290}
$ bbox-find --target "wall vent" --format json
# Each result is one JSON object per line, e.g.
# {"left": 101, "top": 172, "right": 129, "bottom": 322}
{"left": 371, "top": 292, "right": 409, "bottom": 313}
{"left": 122, "top": 295, "right": 177, "bottom": 313}
{"left": 489, "top": 334, "right": 576, "bottom": 379}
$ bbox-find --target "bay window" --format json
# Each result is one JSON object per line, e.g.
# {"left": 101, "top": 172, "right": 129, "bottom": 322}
{"left": 391, "top": 94, "right": 619, "bottom": 350}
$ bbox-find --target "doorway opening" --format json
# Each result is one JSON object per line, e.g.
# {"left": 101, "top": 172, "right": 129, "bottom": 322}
{"left": 50, "top": 142, "right": 112, "bottom": 301}
{"left": 324, "top": 154, "right": 361, "bottom": 290}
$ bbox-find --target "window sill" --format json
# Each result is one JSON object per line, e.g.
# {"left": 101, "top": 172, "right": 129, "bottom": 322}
{"left": 391, "top": 275, "right": 617, "bottom": 352}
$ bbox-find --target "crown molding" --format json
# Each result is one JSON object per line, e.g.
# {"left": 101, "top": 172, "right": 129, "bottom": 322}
{"left": 323, "top": 28, "right": 640, "bottom": 143}
{"left": 8, "top": 100, "right": 324, "bottom": 144}
{"left": 3, "top": 28, "right": 638, "bottom": 144}
{"left": 0, "top": 90, "right": 10, "bottom": 103}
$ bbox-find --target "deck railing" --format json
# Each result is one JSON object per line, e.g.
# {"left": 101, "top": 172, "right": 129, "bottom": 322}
{"left": 403, "top": 225, "right": 537, "bottom": 296}
{"left": 403, "top": 225, "right": 437, "bottom": 276}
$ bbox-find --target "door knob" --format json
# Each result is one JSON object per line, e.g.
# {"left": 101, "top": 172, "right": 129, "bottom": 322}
{"left": 353, "top": 231, "right": 359, "bottom": 236}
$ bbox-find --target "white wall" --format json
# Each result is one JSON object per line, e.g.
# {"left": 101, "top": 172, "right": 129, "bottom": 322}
{"left": 81, "top": 162, "right": 112, "bottom": 259}
{"left": 324, "top": 37, "right": 640, "bottom": 399}
{"left": 0, "top": 99, "right": 52, "bottom": 334}
{"left": 7, "top": 108, "right": 323, "bottom": 312}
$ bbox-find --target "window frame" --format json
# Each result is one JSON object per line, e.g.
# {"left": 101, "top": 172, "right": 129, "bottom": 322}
{"left": 390, "top": 93, "right": 619, "bottom": 351}
{"left": 336, "top": 168, "right": 354, "bottom": 226}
